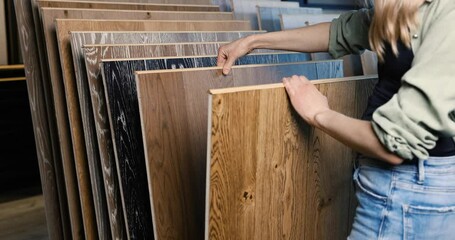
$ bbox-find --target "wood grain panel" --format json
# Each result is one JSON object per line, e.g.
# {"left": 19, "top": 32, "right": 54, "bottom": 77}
{"left": 40, "top": 7, "right": 234, "bottom": 22}
{"left": 231, "top": 0, "right": 299, "bottom": 29}
{"left": 0, "top": 0, "right": 7, "bottom": 65}
{"left": 134, "top": 60, "right": 342, "bottom": 240}
{"left": 46, "top": 19, "right": 253, "bottom": 240}
{"left": 206, "top": 75, "right": 378, "bottom": 240}
{"left": 78, "top": 37, "right": 263, "bottom": 240}
{"left": 13, "top": 0, "right": 65, "bottom": 239}
{"left": 256, "top": 6, "right": 322, "bottom": 32}
{"left": 38, "top": 0, "right": 220, "bottom": 12}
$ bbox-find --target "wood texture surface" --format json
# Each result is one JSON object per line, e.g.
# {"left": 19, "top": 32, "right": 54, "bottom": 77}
{"left": 50, "top": 19, "right": 253, "bottom": 240}
{"left": 280, "top": 13, "right": 363, "bottom": 77}
{"left": 0, "top": 0, "right": 7, "bottom": 65}
{"left": 40, "top": 7, "right": 234, "bottom": 22}
{"left": 232, "top": 0, "right": 299, "bottom": 29}
{"left": 39, "top": 8, "right": 241, "bottom": 240}
{"left": 134, "top": 60, "right": 342, "bottom": 240}
{"left": 206, "top": 75, "right": 378, "bottom": 240}
{"left": 38, "top": 0, "right": 220, "bottom": 12}
{"left": 13, "top": 0, "right": 65, "bottom": 239}
{"left": 77, "top": 37, "right": 263, "bottom": 240}
{"left": 257, "top": 6, "right": 322, "bottom": 32}
{"left": 0, "top": 77, "right": 26, "bottom": 82}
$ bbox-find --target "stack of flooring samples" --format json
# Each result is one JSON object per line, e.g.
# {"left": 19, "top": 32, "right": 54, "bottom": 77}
{"left": 14, "top": 0, "right": 377, "bottom": 239}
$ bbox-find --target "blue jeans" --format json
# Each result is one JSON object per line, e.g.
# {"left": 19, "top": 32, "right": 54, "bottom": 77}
{"left": 348, "top": 156, "right": 455, "bottom": 239}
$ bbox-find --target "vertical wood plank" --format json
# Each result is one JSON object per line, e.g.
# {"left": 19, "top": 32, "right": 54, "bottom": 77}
{"left": 13, "top": 0, "right": 64, "bottom": 239}
{"left": 0, "top": 0, "right": 7, "bottom": 65}
{"left": 207, "top": 76, "right": 378, "bottom": 240}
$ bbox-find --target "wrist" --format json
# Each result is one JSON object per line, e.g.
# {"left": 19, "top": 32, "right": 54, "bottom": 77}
{"left": 313, "top": 109, "right": 335, "bottom": 129}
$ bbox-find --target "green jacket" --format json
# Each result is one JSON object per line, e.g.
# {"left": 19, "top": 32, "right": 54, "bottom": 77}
{"left": 328, "top": 0, "right": 455, "bottom": 160}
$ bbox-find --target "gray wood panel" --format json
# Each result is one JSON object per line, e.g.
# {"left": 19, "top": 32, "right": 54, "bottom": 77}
{"left": 257, "top": 6, "right": 322, "bottom": 32}
{"left": 206, "top": 75, "right": 377, "bottom": 239}
{"left": 103, "top": 54, "right": 327, "bottom": 240}
{"left": 134, "top": 60, "right": 342, "bottom": 239}
{"left": 13, "top": 0, "right": 65, "bottom": 239}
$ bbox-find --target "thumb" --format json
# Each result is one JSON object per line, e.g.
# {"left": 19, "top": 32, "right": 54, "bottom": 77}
{"left": 222, "top": 56, "right": 236, "bottom": 75}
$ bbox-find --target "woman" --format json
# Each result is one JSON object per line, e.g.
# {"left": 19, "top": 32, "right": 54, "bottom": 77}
{"left": 217, "top": 0, "right": 455, "bottom": 238}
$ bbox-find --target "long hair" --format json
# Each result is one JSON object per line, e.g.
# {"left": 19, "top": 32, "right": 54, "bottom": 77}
{"left": 369, "top": 0, "right": 422, "bottom": 61}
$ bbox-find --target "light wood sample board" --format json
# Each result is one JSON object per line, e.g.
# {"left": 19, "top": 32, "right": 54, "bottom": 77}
{"left": 257, "top": 6, "right": 322, "bottom": 32}
{"left": 206, "top": 75, "right": 377, "bottom": 239}
{"left": 40, "top": 7, "right": 234, "bottom": 22}
{"left": 38, "top": 0, "right": 220, "bottom": 12}
{"left": 134, "top": 60, "right": 342, "bottom": 239}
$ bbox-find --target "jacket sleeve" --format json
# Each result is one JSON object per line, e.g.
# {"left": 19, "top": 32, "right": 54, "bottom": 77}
{"left": 328, "top": 8, "right": 373, "bottom": 59}
{"left": 371, "top": 6, "right": 455, "bottom": 160}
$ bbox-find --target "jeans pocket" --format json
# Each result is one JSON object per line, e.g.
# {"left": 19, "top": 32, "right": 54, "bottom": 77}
{"left": 404, "top": 204, "right": 455, "bottom": 240}
{"left": 353, "top": 166, "right": 388, "bottom": 203}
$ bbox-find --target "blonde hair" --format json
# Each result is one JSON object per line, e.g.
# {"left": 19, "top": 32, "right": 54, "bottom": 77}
{"left": 369, "top": 0, "right": 421, "bottom": 61}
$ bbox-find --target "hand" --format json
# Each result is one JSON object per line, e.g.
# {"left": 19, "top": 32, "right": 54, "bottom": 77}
{"left": 283, "top": 75, "right": 331, "bottom": 127}
{"left": 217, "top": 36, "right": 254, "bottom": 75}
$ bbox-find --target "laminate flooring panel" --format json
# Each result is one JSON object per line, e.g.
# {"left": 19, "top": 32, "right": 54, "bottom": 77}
{"left": 206, "top": 75, "right": 378, "bottom": 239}
{"left": 47, "top": 18, "right": 253, "bottom": 240}
{"left": 280, "top": 13, "right": 363, "bottom": 77}
{"left": 231, "top": 0, "right": 299, "bottom": 29}
{"left": 75, "top": 35, "right": 263, "bottom": 240}
{"left": 257, "top": 6, "right": 322, "bottom": 32}
{"left": 38, "top": 0, "right": 220, "bottom": 12}
{"left": 133, "top": 60, "right": 342, "bottom": 239}
{"left": 40, "top": 8, "right": 234, "bottom": 22}
{"left": 13, "top": 0, "right": 66, "bottom": 239}
{"left": 0, "top": 0, "right": 7, "bottom": 65}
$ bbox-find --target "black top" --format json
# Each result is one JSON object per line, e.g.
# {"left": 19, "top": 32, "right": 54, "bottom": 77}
{"left": 363, "top": 41, "right": 455, "bottom": 157}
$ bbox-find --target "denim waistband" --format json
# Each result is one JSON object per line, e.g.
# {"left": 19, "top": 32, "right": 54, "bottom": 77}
{"left": 357, "top": 155, "right": 455, "bottom": 184}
